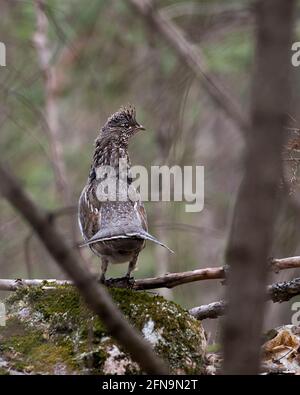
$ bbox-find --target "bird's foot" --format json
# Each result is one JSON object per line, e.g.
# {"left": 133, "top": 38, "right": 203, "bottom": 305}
{"left": 125, "top": 275, "right": 135, "bottom": 289}
{"left": 100, "top": 276, "right": 135, "bottom": 289}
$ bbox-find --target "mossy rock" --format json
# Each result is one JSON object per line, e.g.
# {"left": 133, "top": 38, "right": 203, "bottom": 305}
{"left": 0, "top": 285, "right": 206, "bottom": 374}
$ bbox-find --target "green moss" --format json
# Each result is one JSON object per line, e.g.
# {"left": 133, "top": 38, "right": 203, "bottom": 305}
{"left": 12, "top": 285, "right": 87, "bottom": 320}
{"left": 1, "top": 285, "right": 206, "bottom": 374}
{"left": 0, "top": 316, "right": 78, "bottom": 374}
{"left": 28, "top": 342, "right": 76, "bottom": 373}
{"left": 104, "top": 288, "right": 205, "bottom": 372}
{"left": 0, "top": 317, "right": 44, "bottom": 355}
{"left": 0, "top": 367, "right": 9, "bottom": 375}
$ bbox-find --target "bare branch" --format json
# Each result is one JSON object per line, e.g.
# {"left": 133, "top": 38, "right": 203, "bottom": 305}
{"left": 0, "top": 268, "right": 223, "bottom": 292}
{"left": 1, "top": 256, "right": 299, "bottom": 291}
{"left": 269, "top": 276, "right": 300, "bottom": 302}
{"left": 0, "top": 279, "right": 72, "bottom": 291}
{"left": 190, "top": 277, "right": 300, "bottom": 321}
{"left": 0, "top": 162, "right": 168, "bottom": 375}
{"left": 134, "top": 267, "right": 224, "bottom": 289}
{"left": 271, "top": 256, "right": 300, "bottom": 272}
{"left": 190, "top": 301, "right": 226, "bottom": 320}
{"left": 128, "top": 0, "right": 248, "bottom": 132}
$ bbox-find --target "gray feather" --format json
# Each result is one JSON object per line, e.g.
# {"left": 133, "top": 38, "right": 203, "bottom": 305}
{"left": 79, "top": 229, "right": 174, "bottom": 254}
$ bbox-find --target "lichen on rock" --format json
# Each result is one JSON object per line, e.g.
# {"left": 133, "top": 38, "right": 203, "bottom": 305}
{"left": 0, "top": 285, "right": 206, "bottom": 374}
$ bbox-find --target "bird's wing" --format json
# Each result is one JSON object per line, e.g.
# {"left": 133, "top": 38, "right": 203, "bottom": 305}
{"left": 133, "top": 200, "right": 148, "bottom": 232}
{"left": 78, "top": 184, "right": 102, "bottom": 241}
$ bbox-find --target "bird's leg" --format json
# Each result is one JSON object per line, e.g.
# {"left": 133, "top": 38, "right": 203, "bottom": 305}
{"left": 99, "top": 257, "right": 109, "bottom": 284}
{"left": 125, "top": 252, "right": 139, "bottom": 284}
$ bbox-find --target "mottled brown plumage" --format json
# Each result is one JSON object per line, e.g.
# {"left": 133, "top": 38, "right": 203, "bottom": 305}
{"left": 78, "top": 106, "right": 172, "bottom": 283}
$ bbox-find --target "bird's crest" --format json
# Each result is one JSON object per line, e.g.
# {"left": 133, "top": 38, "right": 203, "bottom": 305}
{"left": 106, "top": 105, "right": 137, "bottom": 126}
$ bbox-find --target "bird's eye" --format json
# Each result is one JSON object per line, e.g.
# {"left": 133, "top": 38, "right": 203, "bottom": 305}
{"left": 123, "top": 122, "right": 129, "bottom": 128}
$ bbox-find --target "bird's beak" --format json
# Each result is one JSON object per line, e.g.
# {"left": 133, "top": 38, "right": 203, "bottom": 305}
{"left": 135, "top": 124, "right": 145, "bottom": 131}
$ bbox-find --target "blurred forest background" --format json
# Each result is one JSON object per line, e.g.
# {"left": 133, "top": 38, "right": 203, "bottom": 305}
{"left": 1, "top": 0, "right": 300, "bottom": 343}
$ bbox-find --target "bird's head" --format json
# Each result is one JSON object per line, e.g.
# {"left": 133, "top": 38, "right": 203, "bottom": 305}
{"left": 100, "top": 105, "right": 145, "bottom": 142}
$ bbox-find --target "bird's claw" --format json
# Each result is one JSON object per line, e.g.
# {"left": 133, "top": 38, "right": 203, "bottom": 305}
{"left": 125, "top": 275, "right": 135, "bottom": 288}
{"left": 100, "top": 276, "right": 135, "bottom": 289}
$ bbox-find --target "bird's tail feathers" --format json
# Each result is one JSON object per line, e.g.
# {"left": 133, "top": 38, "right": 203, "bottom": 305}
{"left": 79, "top": 229, "right": 174, "bottom": 254}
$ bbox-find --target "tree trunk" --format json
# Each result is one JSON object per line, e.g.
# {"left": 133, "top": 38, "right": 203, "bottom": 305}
{"left": 222, "top": 0, "right": 295, "bottom": 375}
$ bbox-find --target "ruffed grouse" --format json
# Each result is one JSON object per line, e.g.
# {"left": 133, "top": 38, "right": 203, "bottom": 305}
{"left": 78, "top": 106, "right": 172, "bottom": 284}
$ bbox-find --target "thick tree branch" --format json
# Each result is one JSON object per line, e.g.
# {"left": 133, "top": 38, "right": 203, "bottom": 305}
{"left": 0, "top": 269, "right": 224, "bottom": 292}
{"left": 271, "top": 256, "right": 300, "bottom": 272}
{"left": 190, "top": 277, "right": 300, "bottom": 321}
{"left": 0, "top": 279, "right": 72, "bottom": 291}
{"left": 135, "top": 266, "right": 224, "bottom": 290}
{"left": 190, "top": 301, "right": 226, "bottom": 320}
{"left": 269, "top": 276, "right": 300, "bottom": 302}
{"left": 133, "top": 256, "right": 300, "bottom": 289}
{"left": 128, "top": 0, "right": 248, "bottom": 132}
{"left": 0, "top": 162, "right": 168, "bottom": 375}
{"left": 0, "top": 255, "right": 299, "bottom": 291}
